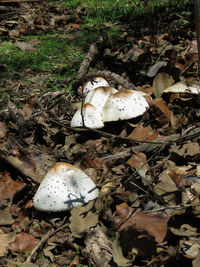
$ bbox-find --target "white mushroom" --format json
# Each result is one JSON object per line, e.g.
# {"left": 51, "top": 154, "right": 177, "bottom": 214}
{"left": 84, "top": 86, "right": 118, "bottom": 110}
{"left": 70, "top": 103, "right": 104, "bottom": 129}
{"left": 83, "top": 77, "right": 109, "bottom": 96}
{"left": 162, "top": 82, "right": 200, "bottom": 95}
{"left": 33, "top": 162, "right": 99, "bottom": 212}
{"left": 102, "top": 90, "right": 149, "bottom": 122}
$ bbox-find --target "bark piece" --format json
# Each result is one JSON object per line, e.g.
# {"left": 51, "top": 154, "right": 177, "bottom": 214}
{"left": 84, "top": 225, "right": 112, "bottom": 267}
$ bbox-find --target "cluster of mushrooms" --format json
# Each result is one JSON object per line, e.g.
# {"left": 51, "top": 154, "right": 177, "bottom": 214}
{"left": 33, "top": 78, "right": 151, "bottom": 212}
{"left": 70, "top": 77, "right": 150, "bottom": 129}
{"left": 33, "top": 78, "right": 199, "bottom": 212}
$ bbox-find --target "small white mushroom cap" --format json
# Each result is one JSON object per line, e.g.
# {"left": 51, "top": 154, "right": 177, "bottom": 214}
{"left": 102, "top": 90, "right": 149, "bottom": 122}
{"left": 83, "top": 77, "right": 109, "bottom": 96}
{"left": 84, "top": 86, "right": 118, "bottom": 110}
{"left": 33, "top": 162, "right": 99, "bottom": 212}
{"left": 70, "top": 103, "right": 104, "bottom": 129}
{"left": 162, "top": 82, "right": 200, "bottom": 95}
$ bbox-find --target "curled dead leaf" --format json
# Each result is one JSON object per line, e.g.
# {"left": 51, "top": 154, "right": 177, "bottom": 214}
{"left": 114, "top": 203, "right": 170, "bottom": 244}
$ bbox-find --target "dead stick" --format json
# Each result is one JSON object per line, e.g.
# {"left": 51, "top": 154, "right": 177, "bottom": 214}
{"left": 74, "top": 36, "right": 104, "bottom": 83}
{"left": 145, "top": 203, "right": 200, "bottom": 213}
{"left": 73, "top": 70, "right": 138, "bottom": 91}
{"left": 26, "top": 222, "right": 69, "bottom": 262}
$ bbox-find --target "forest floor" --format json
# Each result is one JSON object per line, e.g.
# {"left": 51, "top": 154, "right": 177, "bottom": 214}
{"left": 0, "top": 1, "right": 200, "bottom": 267}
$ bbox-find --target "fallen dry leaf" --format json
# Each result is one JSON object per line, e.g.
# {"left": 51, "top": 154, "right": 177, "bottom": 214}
{"left": 174, "top": 53, "right": 198, "bottom": 72}
{"left": 126, "top": 152, "right": 150, "bottom": 184}
{"left": 150, "top": 97, "right": 172, "bottom": 123}
{"left": 0, "top": 207, "right": 14, "bottom": 226}
{"left": 114, "top": 203, "right": 170, "bottom": 243}
{"left": 67, "top": 23, "right": 80, "bottom": 29}
{"left": 7, "top": 232, "right": 39, "bottom": 253}
{"left": 128, "top": 124, "right": 155, "bottom": 141}
{"left": 0, "top": 122, "right": 7, "bottom": 139}
{"left": 112, "top": 232, "right": 133, "bottom": 266}
{"left": 154, "top": 166, "right": 179, "bottom": 205}
{"left": 0, "top": 230, "right": 16, "bottom": 257}
{"left": 179, "top": 239, "right": 200, "bottom": 259}
{"left": 69, "top": 200, "right": 99, "bottom": 238}
{"left": 81, "top": 153, "right": 103, "bottom": 170}
{"left": 0, "top": 172, "right": 25, "bottom": 200}
{"left": 15, "top": 41, "right": 35, "bottom": 52}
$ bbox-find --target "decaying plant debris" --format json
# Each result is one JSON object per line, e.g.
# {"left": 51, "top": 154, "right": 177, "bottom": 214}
{"left": 1, "top": 1, "right": 200, "bottom": 267}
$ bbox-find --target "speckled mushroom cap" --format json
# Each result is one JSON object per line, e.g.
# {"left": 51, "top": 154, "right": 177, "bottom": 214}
{"left": 102, "top": 90, "right": 149, "bottom": 122}
{"left": 84, "top": 86, "right": 118, "bottom": 110}
{"left": 33, "top": 162, "right": 99, "bottom": 212}
{"left": 70, "top": 103, "right": 104, "bottom": 129}
{"left": 83, "top": 77, "right": 109, "bottom": 96}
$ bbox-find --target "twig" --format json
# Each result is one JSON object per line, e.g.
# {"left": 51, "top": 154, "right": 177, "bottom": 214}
{"left": 100, "top": 125, "right": 200, "bottom": 162}
{"left": 180, "top": 61, "right": 194, "bottom": 76}
{"left": 145, "top": 203, "right": 200, "bottom": 213}
{"left": 73, "top": 70, "right": 138, "bottom": 91}
{"left": 26, "top": 222, "right": 69, "bottom": 262}
{"left": 74, "top": 36, "right": 104, "bottom": 86}
{"left": 130, "top": 181, "right": 148, "bottom": 194}
{"left": 72, "top": 35, "right": 137, "bottom": 91}
{"left": 71, "top": 126, "right": 166, "bottom": 144}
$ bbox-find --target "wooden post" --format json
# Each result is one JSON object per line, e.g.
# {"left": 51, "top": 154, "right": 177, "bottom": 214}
{"left": 195, "top": 0, "right": 200, "bottom": 76}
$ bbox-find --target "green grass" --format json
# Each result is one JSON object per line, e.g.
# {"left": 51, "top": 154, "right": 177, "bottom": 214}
{"left": 0, "top": 0, "right": 195, "bottom": 108}
{"left": 0, "top": 0, "right": 193, "bottom": 75}
{"left": 64, "top": 0, "right": 193, "bottom": 24}
{"left": 0, "top": 34, "right": 86, "bottom": 73}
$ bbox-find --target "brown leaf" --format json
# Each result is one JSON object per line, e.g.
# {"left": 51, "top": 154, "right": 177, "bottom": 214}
{"left": 81, "top": 153, "right": 103, "bottom": 170}
{"left": 15, "top": 41, "right": 34, "bottom": 52}
{"left": 0, "top": 207, "right": 14, "bottom": 226}
{"left": 137, "top": 84, "right": 154, "bottom": 95}
{"left": 69, "top": 201, "right": 99, "bottom": 238}
{"left": 0, "top": 172, "right": 25, "bottom": 200}
{"left": 18, "top": 152, "right": 36, "bottom": 171}
{"left": 114, "top": 203, "right": 170, "bottom": 243}
{"left": 67, "top": 23, "right": 80, "bottom": 29}
{"left": 7, "top": 233, "right": 39, "bottom": 253}
{"left": 174, "top": 54, "right": 198, "bottom": 71}
{"left": 170, "top": 142, "right": 200, "bottom": 163}
{"left": 127, "top": 152, "right": 149, "bottom": 170}
{"left": 168, "top": 168, "right": 194, "bottom": 187}
{"left": 0, "top": 122, "right": 7, "bottom": 139}
{"left": 151, "top": 98, "right": 172, "bottom": 122}
{"left": 22, "top": 104, "right": 33, "bottom": 117}
{"left": 127, "top": 152, "right": 150, "bottom": 183}
{"left": 128, "top": 124, "right": 155, "bottom": 141}
{"left": 0, "top": 231, "right": 16, "bottom": 257}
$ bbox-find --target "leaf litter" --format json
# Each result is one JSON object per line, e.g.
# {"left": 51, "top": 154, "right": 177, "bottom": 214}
{"left": 0, "top": 1, "right": 200, "bottom": 267}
